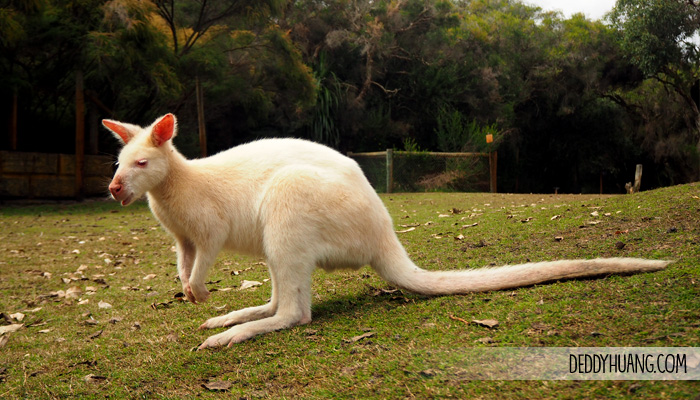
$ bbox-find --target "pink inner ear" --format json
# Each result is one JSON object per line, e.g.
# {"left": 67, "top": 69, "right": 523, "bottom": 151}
{"left": 103, "top": 120, "right": 132, "bottom": 144}
{"left": 152, "top": 114, "right": 175, "bottom": 147}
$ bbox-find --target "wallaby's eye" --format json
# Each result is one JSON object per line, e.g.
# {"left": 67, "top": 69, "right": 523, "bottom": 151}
{"left": 136, "top": 159, "right": 148, "bottom": 167}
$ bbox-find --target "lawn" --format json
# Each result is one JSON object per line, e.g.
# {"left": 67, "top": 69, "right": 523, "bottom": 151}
{"left": 1, "top": 183, "right": 699, "bottom": 399}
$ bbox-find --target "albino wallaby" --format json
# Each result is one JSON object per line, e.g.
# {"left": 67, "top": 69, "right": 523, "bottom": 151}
{"left": 104, "top": 113, "right": 670, "bottom": 350}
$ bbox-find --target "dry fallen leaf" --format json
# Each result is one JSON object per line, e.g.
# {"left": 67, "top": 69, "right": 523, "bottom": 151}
{"left": 143, "top": 274, "right": 157, "bottom": 280}
{"left": 0, "top": 324, "right": 24, "bottom": 335}
{"left": 9, "top": 312, "right": 25, "bottom": 322}
{"left": 344, "top": 332, "right": 375, "bottom": 343}
{"left": 239, "top": 280, "right": 263, "bottom": 290}
{"left": 472, "top": 319, "right": 499, "bottom": 329}
{"left": 66, "top": 286, "right": 82, "bottom": 299}
{"left": 98, "top": 301, "right": 112, "bottom": 309}
{"left": 84, "top": 374, "right": 108, "bottom": 384}
{"left": 203, "top": 381, "right": 233, "bottom": 392}
{"left": 396, "top": 227, "right": 416, "bottom": 234}
{"left": 0, "top": 336, "right": 8, "bottom": 348}
{"left": 372, "top": 288, "right": 400, "bottom": 297}
{"left": 88, "top": 330, "right": 103, "bottom": 340}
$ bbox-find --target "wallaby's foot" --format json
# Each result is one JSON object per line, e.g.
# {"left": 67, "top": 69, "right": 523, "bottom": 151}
{"left": 197, "top": 314, "right": 312, "bottom": 350}
{"left": 198, "top": 303, "right": 278, "bottom": 330}
{"left": 198, "top": 327, "right": 253, "bottom": 349}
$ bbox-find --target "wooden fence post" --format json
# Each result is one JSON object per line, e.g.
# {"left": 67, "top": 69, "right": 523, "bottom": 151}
{"left": 633, "top": 164, "right": 643, "bottom": 193}
{"left": 489, "top": 151, "right": 497, "bottom": 193}
{"left": 386, "top": 149, "right": 394, "bottom": 193}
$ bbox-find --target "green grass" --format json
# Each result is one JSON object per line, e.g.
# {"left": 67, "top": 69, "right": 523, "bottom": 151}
{"left": 1, "top": 183, "right": 699, "bottom": 399}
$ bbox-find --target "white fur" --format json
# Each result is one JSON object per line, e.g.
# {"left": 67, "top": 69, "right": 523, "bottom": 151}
{"left": 104, "top": 114, "right": 671, "bottom": 349}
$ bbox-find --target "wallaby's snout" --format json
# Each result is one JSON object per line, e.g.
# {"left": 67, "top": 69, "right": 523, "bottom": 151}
{"left": 108, "top": 178, "right": 122, "bottom": 198}
{"left": 109, "top": 175, "right": 133, "bottom": 205}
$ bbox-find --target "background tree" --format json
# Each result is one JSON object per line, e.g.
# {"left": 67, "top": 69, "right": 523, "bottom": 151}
{"left": 2, "top": 0, "right": 697, "bottom": 194}
{"left": 0, "top": 0, "right": 106, "bottom": 153}
{"left": 610, "top": 0, "right": 700, "bottom": 182}
{"left": 106, "top": 0, "right": 316, "bottom": 155}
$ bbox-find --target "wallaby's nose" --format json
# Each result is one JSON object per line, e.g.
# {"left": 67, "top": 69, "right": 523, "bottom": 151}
{"left": 109, "top": 180, "right": 122, "bottom": 198}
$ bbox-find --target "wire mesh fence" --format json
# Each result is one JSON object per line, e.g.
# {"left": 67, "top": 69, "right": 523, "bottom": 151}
{"left": 348, "top": 150, "right": 495, "bottom": 193}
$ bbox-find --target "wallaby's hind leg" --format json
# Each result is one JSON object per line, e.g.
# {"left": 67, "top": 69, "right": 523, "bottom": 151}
{"left": 199, "top": 267, "right": 280, "bottom": 329}
{"left": 198, "top": 259, "right": 313, "bottom": 349}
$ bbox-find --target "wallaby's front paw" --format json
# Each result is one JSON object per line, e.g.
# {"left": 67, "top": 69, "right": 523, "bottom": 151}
{"left": 183, "top": 283, "right": 196, "bottom": 304}
{"left": 183, "top": 282, "right": 210, "bottom": 304}
{"left": 189, "top": 282, "right": 210, "bottom": 304}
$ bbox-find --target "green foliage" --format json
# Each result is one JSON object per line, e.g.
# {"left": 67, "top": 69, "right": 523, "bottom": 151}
{"left": 402, "top": 136, "right": 421, "bottom": 152}
{"left": 88, "top": 0, "right": 180, "bottom": 122}
{"left": 434, "top": 105, "right": 501, "bottom": 153}
{"left": 610, "top": 0, "right": 699, "bottom": 77}
{"left": 609, "top": 0, "right": 700, "bottom": 184}
{"left": 2, "top": 0, "right": 698, "bottom": 192}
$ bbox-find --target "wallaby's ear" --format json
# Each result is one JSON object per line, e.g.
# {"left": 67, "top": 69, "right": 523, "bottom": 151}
{"left": 151, "top": 113, "right": 177, "bottom": 147}
{"left": 103, "top": 119, "right": 136, "bottom": 144}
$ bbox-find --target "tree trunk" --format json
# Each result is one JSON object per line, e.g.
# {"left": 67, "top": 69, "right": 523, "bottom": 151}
{"left": 10, "top": 89, "right": 18, "bottom": 150}
{"left": 75, "top": 70, "right": 85, "bottom": 199}
{"left": 196, "top": 76, "right": 207, "bottom": 158}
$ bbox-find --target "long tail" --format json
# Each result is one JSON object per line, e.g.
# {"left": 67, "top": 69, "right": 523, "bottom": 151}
{"left": 372, "top": 240, "right": 671, "bottom": 295}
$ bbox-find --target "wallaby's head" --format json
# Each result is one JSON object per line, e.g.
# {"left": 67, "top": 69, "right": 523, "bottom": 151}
{"left": 103, "top": 113, "right": 178, "bottom": 206}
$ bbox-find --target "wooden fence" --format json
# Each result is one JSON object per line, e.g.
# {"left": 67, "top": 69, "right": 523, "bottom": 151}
{"left": 0, "top": 151, "right": 113, "bottom": 199}
{"left": 347, "top": 150, "right": 497, "bottom": 193}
